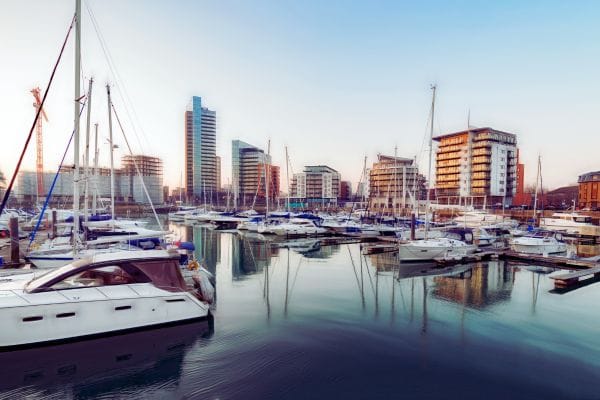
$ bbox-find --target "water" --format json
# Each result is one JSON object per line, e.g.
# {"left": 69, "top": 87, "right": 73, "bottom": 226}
{"left": 2, "top": 224, "right": 600, "bottom": 399}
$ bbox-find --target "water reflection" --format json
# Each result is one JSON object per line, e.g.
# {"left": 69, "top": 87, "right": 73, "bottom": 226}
{"left": 433, "top": 261, "right": 514, "bottom": 309}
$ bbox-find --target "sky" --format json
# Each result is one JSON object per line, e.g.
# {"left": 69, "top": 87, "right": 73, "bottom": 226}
{"left": 2, "top": 0, "right": 600, "bottom": 193}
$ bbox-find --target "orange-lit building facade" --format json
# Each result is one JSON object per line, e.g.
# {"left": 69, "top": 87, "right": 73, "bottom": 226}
{"left": 578, "top": 171, "right": 600, "bottom": 210}
{"left": 434, "top": 127, "right": 518, "bottom": 206}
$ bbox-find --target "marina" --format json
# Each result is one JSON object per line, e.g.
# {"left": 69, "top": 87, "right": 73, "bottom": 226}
{"left": 2, "top": 0, "right": 600, "bottom": 398}
{"left": 1, "top": 223, "right": 600, "bottom": 398}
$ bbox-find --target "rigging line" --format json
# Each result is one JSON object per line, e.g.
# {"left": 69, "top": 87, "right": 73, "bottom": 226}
{"left": 288, "top": 254, "right": 303, "bottom": 300}
{"left": 362, "top": 254, "right": 377, "bottom": 296}
{"left": 84, "top": 2, "right": 147, "bottom": 154}
{"left": 347, "top": 245, "right": 364, "bottom": 299}
{"left": 110, "top": 101, "right": 163, "bottom": 231}
{"left": 0, "top": 14, "right": 76, "bottom": 217}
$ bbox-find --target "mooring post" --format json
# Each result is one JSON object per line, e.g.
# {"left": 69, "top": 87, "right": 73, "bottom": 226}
{"left": 9, "top": 217, "right": 19, "bottom": 265}
{"left": 410, "top": 213, "right": 416, "bottom": 241}
{"left": 52, "top": 210, "right": 57, "bottom": 239}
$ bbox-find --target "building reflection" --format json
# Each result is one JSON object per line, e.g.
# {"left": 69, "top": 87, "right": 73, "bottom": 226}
{"left": 432, "top": 261, "right": 515, "bottom": 308}
{"left": 193, "top": 226, "right": 221, "bottom": 275}
{"left": 231, "top": 234, "right": 279, "bottom": 278}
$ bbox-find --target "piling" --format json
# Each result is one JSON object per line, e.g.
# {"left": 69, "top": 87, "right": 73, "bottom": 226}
{"left": 410, "top": 214, "right": 416, "bottom": 241}
{"left": 9, "top": 217, "right": 19, "bottom": 264}
{"left": 52, "top": 209, "right": 57, "bottom": 239}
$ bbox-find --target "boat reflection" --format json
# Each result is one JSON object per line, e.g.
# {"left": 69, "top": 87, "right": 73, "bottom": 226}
{"left": 0, "top": 318, "right": 214, "bottom": 394}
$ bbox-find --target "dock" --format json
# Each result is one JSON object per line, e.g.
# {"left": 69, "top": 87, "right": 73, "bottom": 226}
{"left": 549, "top": 266, "right": 600, "bottom": 291}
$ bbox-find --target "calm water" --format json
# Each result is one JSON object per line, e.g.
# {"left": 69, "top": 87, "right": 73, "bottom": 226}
{"left": 1, "top": 223, "right": 600, "bottom": 399}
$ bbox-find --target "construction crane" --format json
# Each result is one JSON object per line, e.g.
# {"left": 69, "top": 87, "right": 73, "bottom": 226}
{"left": 31, "top": 87, "right": 48, "bottom": 202}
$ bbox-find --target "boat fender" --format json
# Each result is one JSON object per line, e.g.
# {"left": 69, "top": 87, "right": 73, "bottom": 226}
{"left": 188, "top": 259, "right": 200, "bottom": 271}
{"left": 192, "top": 269, "right": 215, "bottom": 304}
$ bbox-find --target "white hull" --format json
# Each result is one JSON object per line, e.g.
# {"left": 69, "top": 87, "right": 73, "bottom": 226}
{"left": 0, "top": 287, "right": 208, "bottom": 350}
{"left": 398, "top": 238, "right": 475, "bottom": 262}
{"left": 510, "top": 243, "right": 566, "bottom": 254}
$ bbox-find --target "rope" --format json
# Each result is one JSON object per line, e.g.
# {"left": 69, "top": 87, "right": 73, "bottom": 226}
{"left": 110, "top": 102, "right": 163, "bottom": 232}
{"left": 0, "top": 14, "right": 76, "bottom": 217}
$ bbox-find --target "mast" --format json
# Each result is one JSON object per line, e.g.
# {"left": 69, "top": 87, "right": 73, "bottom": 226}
{"left": 106, "top": 84, "right": 115, "bottom": 222}
{"left": 83, "top": 77, "right": 93, "bottom": 228}
{"left": 266, "top": 139, "right": 271, "bottom": 214}
{"left": 92, "top": 122, "right": 99, "bottom": 215}
{"left": 425, "top": 84, "right": 436, "bottom": 238}
{"left": 532, "top": 155, "right": 541, "bottom": 224}
{"left": 285, "top": 145, "right": 290, "bottom": 212}
{"left": 72, "top": 0, "right": 82, "bottom": 254}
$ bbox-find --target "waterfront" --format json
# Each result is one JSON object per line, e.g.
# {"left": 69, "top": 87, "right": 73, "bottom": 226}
{"left": 1, "top": 224, "right": 600, "bottom": 399}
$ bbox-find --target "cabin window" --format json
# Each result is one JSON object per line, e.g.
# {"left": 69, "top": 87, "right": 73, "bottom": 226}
{"left": 50, "top": 265, "right": 146, "bottom": 290}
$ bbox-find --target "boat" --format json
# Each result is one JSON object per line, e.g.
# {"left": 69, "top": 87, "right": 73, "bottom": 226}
{"left": 0, "top": 249, "right": 213, "bottom": 351}
{"left": 443, "top": 227, "right": 496, "bottom": 247}
{"left": 168, "top": 206, "right": 198, "bottom": 222}
{"left": 452, "top": 210, "right": 517, "bottom": 229}
{"left": 510, "top": 230, "right": 567, "bottom": 255}
{"left": 540, "top": 212, "right": 599, "bottom": 235}
{"left": 397, "top": 86, "right": 472, "bottom": 262}
{"left": 397, "top": 237, "right": 476, "bottom": 262}
{"left": 268, "top": 218, "right": 327, "bottom": 237}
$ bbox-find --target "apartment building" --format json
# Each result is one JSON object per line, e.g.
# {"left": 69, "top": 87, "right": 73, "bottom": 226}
{"left": 434, "top": 127, "right": 517, "bottom": 206}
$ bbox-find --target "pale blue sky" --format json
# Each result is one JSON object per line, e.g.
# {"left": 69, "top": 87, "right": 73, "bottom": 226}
{"left": 2, "top": 0, "right": 599, "bottom": 191}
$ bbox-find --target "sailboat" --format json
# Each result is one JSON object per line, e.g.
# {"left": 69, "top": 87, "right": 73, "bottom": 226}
{"left": 25, "top": 2, "right": 168, "bottom": 269}
{"left": 397, "top": 85, "right": 474, "bottom": 262}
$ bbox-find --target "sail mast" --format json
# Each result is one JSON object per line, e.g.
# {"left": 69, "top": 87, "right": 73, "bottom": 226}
{"left": 106, "top": 84, "right": 116, "bottom": 222}
{"left": 72, "top": 0, "right": 82, "bottom": 254}
{"left": 92, "top": 122, "right": 99, "bottom": 215}
{"left": 83, "top": 77, "right": 93, "bottom": 229}
{"left": 425, "top": 84, "right": 436, "bottom": 238}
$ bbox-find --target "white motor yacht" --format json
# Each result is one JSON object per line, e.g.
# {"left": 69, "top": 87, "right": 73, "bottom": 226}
{"left": 0, "top": 250, "right": 212, "bottom": 351}
{"left": 398, "top": 237, "right": 476, "bottom": 262}
{"left": 269, "top": 218, "right": 327, "bottom": 237}
{"left": 168, "top": 206, "right": 199, "bottom": 222}
{"left": 453, "top": 210, "right": 517, "bottom": 229}
{"left": 540, "top": 212, "right": 600, "bottom": 235}
{"left": 510, "top": 230, "right": 567, "bottom": 255}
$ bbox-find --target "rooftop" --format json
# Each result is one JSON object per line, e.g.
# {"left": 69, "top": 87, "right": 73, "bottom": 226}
{"left": 433, "top": 126, "right": 516, "bottom": 141}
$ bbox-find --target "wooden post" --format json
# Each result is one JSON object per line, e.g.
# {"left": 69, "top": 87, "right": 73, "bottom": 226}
{"left": 52, "top": 210, "right": 57, "bottom": 239}
{"left": 410, "top": 213, "right": 416, "bottom": 241}
{"left": 9, "top": 217, "right": 19, "bottom": 265}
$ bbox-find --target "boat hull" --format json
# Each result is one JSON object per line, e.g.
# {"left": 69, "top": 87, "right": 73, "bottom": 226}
{"left": 0, "top": 286, "right": 209, "bottom": 350}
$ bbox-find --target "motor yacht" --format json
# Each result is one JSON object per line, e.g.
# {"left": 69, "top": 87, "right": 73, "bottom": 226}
{"left": 510, "top": 230, "right": 567, "bottom": 255}
{"left": 268, "top": 218, "right": 327, "bottom": 237}
{"left": 397, "top": 237, "right": 476, "bottom": 262}
{"left": 540, "top": 212, "right": 599, "bottom": 235}
{"left": 0, "top": 250, "right": 212, "bottom": 351}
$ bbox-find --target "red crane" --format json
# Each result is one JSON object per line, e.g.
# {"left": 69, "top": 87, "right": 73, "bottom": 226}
{"left": 31, "top": 87, "right": 48, "bottom": 200}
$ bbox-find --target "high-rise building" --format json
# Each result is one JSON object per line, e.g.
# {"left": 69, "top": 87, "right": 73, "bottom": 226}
{"left": 215, "top": 155, "right": 221, "bottom": 192}
{"left": 232, "top": 140, "right": 275, "bottom": 207}
{"left": 185, "top": 96, "right": 217, "bottom": 201}
{"left": 434, "top": 127, "right": 518, "bottom": 206}
{"left": 368, "top": 155, "right": 425, "bottom": 213}
{"left": 290, "top": 165, "right": 340, "bottom": 208}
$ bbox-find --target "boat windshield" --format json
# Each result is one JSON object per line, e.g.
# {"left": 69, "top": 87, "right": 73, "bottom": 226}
{"left": 26, "top": 258, "right": 186, "bottom": 293}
